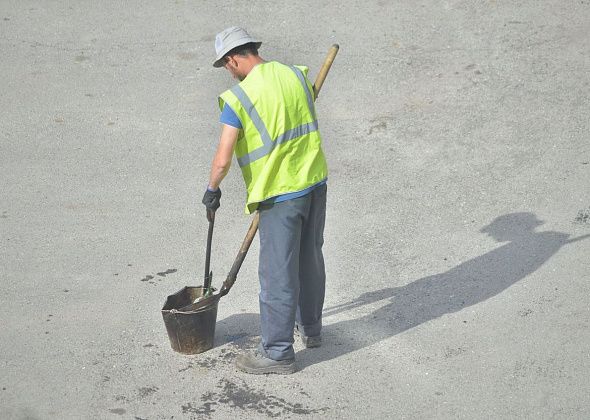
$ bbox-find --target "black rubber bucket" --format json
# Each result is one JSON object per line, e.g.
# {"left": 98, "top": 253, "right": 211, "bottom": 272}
{"left": 161, "top": 286, "right": 218, "bottom": 354}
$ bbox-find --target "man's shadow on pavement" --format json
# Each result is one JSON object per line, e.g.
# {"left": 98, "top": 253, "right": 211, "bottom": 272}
{"left": 218, "top": 212, "right": 589, "bottom": 369}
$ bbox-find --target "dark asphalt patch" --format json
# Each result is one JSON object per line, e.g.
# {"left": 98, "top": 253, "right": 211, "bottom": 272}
{"left": 574, "top": 208, "right": 590, "bottom": 224}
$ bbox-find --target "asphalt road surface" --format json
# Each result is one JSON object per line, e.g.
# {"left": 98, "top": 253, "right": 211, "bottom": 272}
{"left": 1, "top": 1, "right": 589, "bottom": 419}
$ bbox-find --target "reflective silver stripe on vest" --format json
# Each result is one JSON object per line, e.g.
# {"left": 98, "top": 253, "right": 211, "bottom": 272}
{"left": 234, "top": 67, "right": 318, "bottom": 168}
{"left": 237, "top": 120, "right": 319, "bottom": 167}
{"left": 230, "top": 85, "right": 273, "bottom": 147}
{"left": 289, "top": 65, "right": 316, "bottom": 120}
{"left": 275, "top": 120, "right": 319, "bottom": 145}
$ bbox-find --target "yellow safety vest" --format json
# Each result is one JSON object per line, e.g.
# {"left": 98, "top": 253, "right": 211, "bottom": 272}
{"left": 219, "top": 61, "right": 328, "bottom": 214}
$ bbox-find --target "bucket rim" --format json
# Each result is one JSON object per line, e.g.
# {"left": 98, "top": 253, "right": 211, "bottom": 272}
{"left": 161, "top": 286, "right": 219, "bottom": 314}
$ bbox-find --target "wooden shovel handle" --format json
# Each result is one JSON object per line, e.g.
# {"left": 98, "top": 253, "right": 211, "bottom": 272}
{"left": 313, "top": 44, "right": 339, "bottom": 99}
{"left": 220, "top": 212, "right": 259, "bottom": 295}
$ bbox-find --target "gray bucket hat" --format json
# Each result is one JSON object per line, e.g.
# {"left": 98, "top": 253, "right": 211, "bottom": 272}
{"left": 213, "top": 26, "right": 261, "bottom": 68}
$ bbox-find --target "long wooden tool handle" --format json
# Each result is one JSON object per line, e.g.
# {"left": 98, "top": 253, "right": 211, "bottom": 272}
{"left": 313, "top": 44, "right": 339, "bottom": 99}
{"left": 220, "top": 212, "right": 259, "bottom": 295}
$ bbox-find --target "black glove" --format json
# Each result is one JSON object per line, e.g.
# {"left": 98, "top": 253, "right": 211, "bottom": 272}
{"left": 202, "top": 187, "right": 221, "bottom": 212}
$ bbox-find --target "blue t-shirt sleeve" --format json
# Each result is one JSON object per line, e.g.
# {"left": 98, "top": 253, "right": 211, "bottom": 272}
{"left": 220, "top": 104, "right": 242, "bottom": 129}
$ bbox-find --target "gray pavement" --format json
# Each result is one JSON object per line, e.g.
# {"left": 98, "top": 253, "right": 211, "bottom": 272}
{"left": 1, "top": 0, "right": 589, "bottom": 419}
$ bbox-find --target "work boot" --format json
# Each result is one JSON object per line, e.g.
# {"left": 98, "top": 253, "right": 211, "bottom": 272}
{"left": 235, "top": 351, "right": 296, "bottom": 375}
{"left": 295, "top": 326, "right": 322, "bottom": 348}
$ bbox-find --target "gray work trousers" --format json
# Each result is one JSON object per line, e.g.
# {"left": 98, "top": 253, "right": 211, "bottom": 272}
{"left": 257, "top": 183, "right": 327, "bottom": 360}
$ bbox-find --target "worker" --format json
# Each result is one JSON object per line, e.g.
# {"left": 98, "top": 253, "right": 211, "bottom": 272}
{"left": 201, "top": 27, "right": 328, "bottom": 374}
